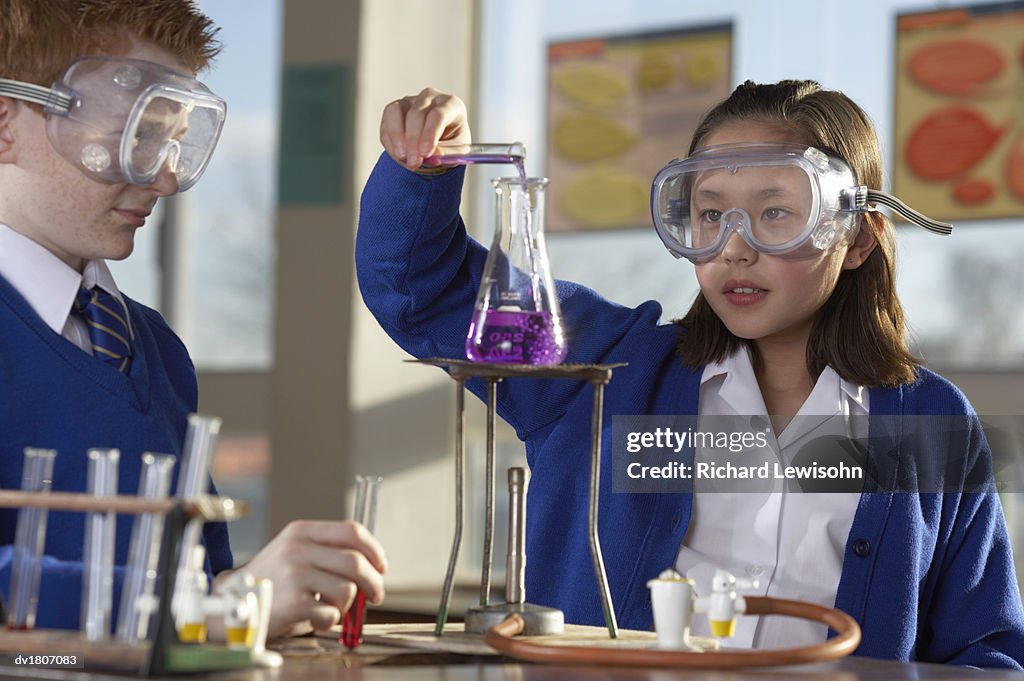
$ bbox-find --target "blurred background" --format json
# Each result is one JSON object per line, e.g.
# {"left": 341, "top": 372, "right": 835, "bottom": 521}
{"left": 109, "top": 0, "right": 1024, "bottom": 612}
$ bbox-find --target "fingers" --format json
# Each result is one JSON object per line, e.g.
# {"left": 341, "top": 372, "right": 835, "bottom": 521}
{"left": 266, "top": 590, "right": 341, "bottom": 639}
{"left": 287, "top": 539, "right": 385, "bottom": 607}
{"left": 380, "top": 87, "right": 471, "bottom": 170}
{"left": 286, "top": 519, "right": 388, "bottom": 576}
{"left": 380, "top": 97, "right": 411, "bottom": 163}
{"left": 265, "top": 520, "right": 387, "bottom": 598}
{"left": 264, "top": 564, "right": 352, "bottom": 635}
{"left": 240, "top": 520, "right": 389, "bottom": 638}
{"left": 307, "top": 603, "right": 344, "bottom": 633}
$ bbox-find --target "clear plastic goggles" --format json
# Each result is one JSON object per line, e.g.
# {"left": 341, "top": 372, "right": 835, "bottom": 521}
{"left": 651, "top": 142, "right": 952, "bottom": 264}
{"left": 0, "top": 57, "right": 225, "bottom": 191}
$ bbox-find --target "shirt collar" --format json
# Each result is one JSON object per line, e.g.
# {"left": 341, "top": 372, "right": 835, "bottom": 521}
{"left": 701, "top": 344, "right": 769, "bottom": 416}
{"left": 838, "top": 376, "right": 868, "bottom": 415}
{"left": 0, "top": 223, "right": 128, "bottom": 335}
{"left": 701, "top": 344, "right": 868, "bottom": 417}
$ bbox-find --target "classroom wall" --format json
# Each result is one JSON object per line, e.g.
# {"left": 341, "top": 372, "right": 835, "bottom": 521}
{"left": 264, "top": 0, "right": 1024, "bottom": 594}
{"left": 199, "top": 0, "right": 491, "bottom": 593}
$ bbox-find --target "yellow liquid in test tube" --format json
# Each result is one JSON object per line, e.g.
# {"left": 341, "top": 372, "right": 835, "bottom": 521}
{"left": 226, "top": 625, "right": 256, "bottom": 647}
{"left": 179, "top": 622, "right": 208, "bottom": 644}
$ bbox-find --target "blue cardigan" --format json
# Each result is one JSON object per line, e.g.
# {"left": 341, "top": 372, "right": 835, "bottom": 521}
{"left": 0, "top": 274, "right": 233, "bottom": 630}
{"left": 356, "top": 154, "right": 1024, "bottom": 668}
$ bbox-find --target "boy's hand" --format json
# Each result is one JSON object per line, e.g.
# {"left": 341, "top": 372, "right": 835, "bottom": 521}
{"left": 380, "top": 87, "right": 471, "bottom": 170}
{"left": 218, "top": 519, "right": 388, "bottom": 639}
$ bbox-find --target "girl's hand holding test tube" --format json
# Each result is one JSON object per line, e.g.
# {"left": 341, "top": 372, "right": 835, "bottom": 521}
{"left": 380, "top": 87, "right": 472, "bottom": 170}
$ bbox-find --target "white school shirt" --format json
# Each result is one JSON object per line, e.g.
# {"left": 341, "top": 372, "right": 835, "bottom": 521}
{"left": 0, "top": 223, "right": 132, "bottom": 353}
{"left": 675, "top": 345, "right": 867, "bottom": 649}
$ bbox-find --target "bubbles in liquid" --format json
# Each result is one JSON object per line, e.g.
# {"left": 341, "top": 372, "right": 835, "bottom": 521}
{"left": 466, "top": 309, "right": 566, "bottom": 365}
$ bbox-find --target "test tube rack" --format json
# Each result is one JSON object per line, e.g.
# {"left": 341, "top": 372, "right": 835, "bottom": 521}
{"left": 410, "top": 358, "right": 627, "bottom": 639}
{"left": 0, "top": 489, "right": 251, "bottom": 676}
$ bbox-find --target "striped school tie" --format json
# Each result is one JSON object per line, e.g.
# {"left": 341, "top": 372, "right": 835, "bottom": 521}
{"left": 75, "top": 285, "right": 132, "bottom": 373}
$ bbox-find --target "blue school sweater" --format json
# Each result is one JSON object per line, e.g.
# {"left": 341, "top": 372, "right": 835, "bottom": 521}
{"left": 0, "top": 274, "right": 232, "bottom": 629}
{"left": 355, "top": 153, "right": 1024, "bottom": 668}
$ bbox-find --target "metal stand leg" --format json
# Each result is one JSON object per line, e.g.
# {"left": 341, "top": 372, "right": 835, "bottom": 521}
{"left": 435, "top": 380, "right": 466, "bottom": 636}
{"left": 143, "top": 504, "right": 188, "bottom": 677}
{"left": 588, "top": 381, "right": 618, "bottom": 638}
{"left": 480, "top": 379, "right": 498, "bottom": 606}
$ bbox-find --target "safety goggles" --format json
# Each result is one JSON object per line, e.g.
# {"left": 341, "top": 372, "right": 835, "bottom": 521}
{"left": 0, "top": 57, "right": 226, "bottom": 191}
{"left": 651, "top": 142, "right": 951, "bottom": 264}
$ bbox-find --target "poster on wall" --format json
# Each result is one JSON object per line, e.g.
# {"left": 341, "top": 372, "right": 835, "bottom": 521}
{"left": 545, "top": 24, "right": 732, "bottom": 233}
{"left": 893, "top": 2, "right": 1024, "bottom": 222}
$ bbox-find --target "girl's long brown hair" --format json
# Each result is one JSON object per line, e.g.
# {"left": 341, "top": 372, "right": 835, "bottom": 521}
{"left": 675, "top": 80, "right": 918, "bottom": 387}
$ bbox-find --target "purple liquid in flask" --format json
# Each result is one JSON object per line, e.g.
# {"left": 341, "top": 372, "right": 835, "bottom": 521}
{"left": 466, "top": 309, "right": 566, "bottom": 365}
{"left": 465, "top": 171, "right": 567, "bottom": 365}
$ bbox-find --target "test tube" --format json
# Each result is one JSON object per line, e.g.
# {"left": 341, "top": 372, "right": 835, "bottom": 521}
{"left": 422, "top": 141, "right": 526, "bottom": 167}
{"left": 172, "top": 414, "right": 221, "bottom": 625}
{"left": 7, "top": 448, "right": 57, "bottom": 630}
{"left": 116, "top": 452, "right": 176, "bottom": 642}
{"left": 340, "top": 475, "right": 382, "bottom": 650}
{"left": 82, "top": 447, "right": 120, "bottom": 641}
{"left": 176, "top": 414, "right": 221, "bottom": 499}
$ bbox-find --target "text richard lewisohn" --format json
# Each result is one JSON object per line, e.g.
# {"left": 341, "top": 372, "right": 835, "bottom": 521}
{"left": 626, "top": 459, "right": 863, "bottom": 480}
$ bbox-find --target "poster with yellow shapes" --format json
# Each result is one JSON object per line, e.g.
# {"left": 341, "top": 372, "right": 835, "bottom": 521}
{"left": 546, "top": 24, "right": 732, "bottom": 232}
{"left": 894, "top": 2, "right": 1024, "bottom": 222}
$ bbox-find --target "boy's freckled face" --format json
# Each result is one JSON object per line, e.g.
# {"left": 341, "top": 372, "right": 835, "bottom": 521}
{"left": 3, "top": 40, "right": 190, "bottom": 273}
{"left": 693, "top": 122, "right": 850, "bottom": 348}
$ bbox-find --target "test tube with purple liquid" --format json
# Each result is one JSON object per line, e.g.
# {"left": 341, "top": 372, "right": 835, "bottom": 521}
{"left": 422, "top": 142, "right": 527, "bottom": 170}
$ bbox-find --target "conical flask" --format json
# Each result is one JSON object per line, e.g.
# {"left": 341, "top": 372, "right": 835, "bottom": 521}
{"left": 466, "top": 177, "right": 567, "bottom": 364}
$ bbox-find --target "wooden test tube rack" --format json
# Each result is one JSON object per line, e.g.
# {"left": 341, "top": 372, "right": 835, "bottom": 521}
{"left": 0, "top": 490, "right": 251, "bottom": 676}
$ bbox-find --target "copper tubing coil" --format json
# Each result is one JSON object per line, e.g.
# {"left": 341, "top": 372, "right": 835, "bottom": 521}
{"left": 484, "top": 596, "right": 861, "bottom": 668}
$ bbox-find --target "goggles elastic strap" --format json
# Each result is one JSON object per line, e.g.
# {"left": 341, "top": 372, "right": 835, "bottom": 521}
{"left": 850, "top": 186, "right": 953, "bottom": 236}
{"left": 0, "top": 79, "right": 72, "bottom": 112}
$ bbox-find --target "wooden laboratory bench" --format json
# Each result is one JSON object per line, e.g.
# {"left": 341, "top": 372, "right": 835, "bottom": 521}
{"left": 0, "top": 623, "right": 1019, "bottom": 681}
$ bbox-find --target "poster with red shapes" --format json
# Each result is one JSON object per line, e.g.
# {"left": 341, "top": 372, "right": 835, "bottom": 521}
{"left": 894, "top": 2, "right": 1024, "bottom": 221}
